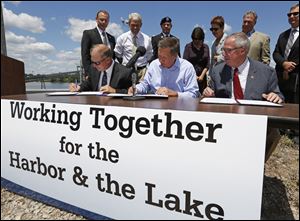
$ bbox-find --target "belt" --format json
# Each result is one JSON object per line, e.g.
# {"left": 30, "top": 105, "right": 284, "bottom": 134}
{"left": 136, "top": 65, "right": 146, "bottom": 70}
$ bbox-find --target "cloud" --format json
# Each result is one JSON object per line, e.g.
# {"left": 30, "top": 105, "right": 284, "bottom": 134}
{"left": 3, "top": 7, "right": 46, "bottom": 33}
{"left": 224, "top": 23, "right": 232, "bottom": 34}
{"left": 9, "top": 1, "right": 21, "bottom": 6}
{"left": 65, "top": 18, "right": 124, "bottom": 42}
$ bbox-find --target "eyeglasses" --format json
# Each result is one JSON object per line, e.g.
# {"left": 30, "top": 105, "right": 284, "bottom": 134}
{"left": 221, "top": 47, "right": 242, "bottom": 54}
{"left": 91, "top": 57, "right": 107, "bottom": 65}
{"left": 210, "top": 27, "right": 220, "bottom": 32}
{"left": 287, "top": 12, "right": 299, "bottom": 17}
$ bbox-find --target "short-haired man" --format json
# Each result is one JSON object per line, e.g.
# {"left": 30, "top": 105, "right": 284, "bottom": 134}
{"left": 81, "top": 10, "right": 116, "bottom": 77}
{"left": 242, "top": 11, "right": 270, "bottom": 65}
{"left": 151, "top": 16, "right": 181, "bottom": 61}
{"left": 114, "top": 12, "right": 153, "bottom": 81}
{"left": 70, "top": 44, "right": 132, "bottom": 94}
{"left": 203, "top": 32, "right": 284, "bottom": 161}
{"left": 128, "top": 37, "right": 199, "bottom": 98}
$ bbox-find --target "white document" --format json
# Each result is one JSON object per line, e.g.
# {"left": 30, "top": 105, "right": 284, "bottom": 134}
{"left": 46, "top": 92, "right": 78, "bottom": 96}
{"left": 200, "top": 97, "right": 237, "bottom": 104}
{"left": 77, "top": 91, "right": 104, "bottom": 96}
{"left": 107, "top": 93, "right": 168, "bottom": 98}
{"left": 237, "top": 99, "right": 283, "bottom": 107}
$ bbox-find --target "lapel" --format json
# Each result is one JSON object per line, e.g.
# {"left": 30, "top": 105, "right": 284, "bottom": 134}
{"left": 110, "top": 63, "right": 117, "bottom": 85}
{"left": 91, "top": 67, "right": 101, "bottom": 90}
{"left": 289, "top": 35, "right": 299, "bottom": 55}
{"left": 244, "top": 59, "right": 257, "bottom": 98}
{"left": 93, "top": 28, "right": 103, "bottom": 44}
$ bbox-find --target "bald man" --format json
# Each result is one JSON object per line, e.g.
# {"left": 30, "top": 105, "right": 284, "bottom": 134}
{"left": 70, "top": 44, "right": 132, "bottom": 94}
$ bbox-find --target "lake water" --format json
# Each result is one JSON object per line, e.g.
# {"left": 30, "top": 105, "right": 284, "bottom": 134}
{"left": 26, "top": 82, "right": 70, "bottom": 90}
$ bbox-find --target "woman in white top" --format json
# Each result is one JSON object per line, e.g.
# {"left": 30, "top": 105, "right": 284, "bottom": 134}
{"left": 210, "top": 16, "right": 227, "bottom": 67}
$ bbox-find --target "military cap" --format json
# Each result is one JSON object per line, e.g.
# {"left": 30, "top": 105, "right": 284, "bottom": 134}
{"left": 160, "top": 16, "right": 172, "bottom": 25}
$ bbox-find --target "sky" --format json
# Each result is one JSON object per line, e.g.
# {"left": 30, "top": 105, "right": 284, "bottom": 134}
{"left": 2, "top": 1, "right": 298, "bottom": 75}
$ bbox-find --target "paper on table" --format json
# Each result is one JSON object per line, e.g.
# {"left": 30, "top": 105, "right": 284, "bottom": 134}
{"left": 76, "top": 91, "right": 104, "bottom": 96}
{"left": 107, "top": 93, "right": 168, "bottom": 98}
{"left": 236, "top": 99, "right": 283, "bottom": 107}
{"left": 46, "top": 92, "right": 78, "bottom": 96}
{"left": 200, "top": 97, "right": 237, "bottom": 104}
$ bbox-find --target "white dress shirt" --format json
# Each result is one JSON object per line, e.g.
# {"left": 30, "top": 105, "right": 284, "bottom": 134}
{"left": 114, "top": 31, "right": 153, "bottom": 67}
{"left": 231, "top": 58, "right": 250, "bottom": 98}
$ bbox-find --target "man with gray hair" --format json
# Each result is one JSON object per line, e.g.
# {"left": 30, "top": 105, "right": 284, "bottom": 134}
{"left": 203, "top": 32, "right": 284, "bottom": 162}
{"left": 114, "top": 12, "right": 153, "bottom": 81}
{"left": 242, "top": 10, "right": 270, "bottom": 65}
{"left": 128, "top": 37, "right": 199, "bottom": 98}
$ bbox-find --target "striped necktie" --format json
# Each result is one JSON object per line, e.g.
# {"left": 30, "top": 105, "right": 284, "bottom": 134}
{"left": 101, "top": 71, "right": 107, "bottom": 86}
{"left": 102, "top": 31, "right": 108, "bottom": 46}
{"left": 284, "top": 29, "right": 296, "bottom": 59}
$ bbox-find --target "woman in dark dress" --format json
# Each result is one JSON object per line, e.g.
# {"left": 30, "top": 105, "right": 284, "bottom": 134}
{"left": 183, "top": 27, "right": 210, "bottom": 94}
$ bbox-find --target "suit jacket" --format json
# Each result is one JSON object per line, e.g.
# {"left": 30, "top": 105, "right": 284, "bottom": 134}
{"left": 210, "top": 58, "right": 284, "bottom": 100}
{"left": 248, "top": 31, "right": 270, "bottom": 65}
{"left": 80, "top": 62, "right": 132, "bottom": 94}
{"left": 273, "top": 28, "right": 299, "bottom": 92}
{"left": 81, "top": 28, "right": 116, "bottom": 75}
{"left": 151, "top": 33, "right": 181, "bottom": 61}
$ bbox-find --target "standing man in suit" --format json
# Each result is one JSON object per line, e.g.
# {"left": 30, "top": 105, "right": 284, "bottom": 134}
{"left": 151, "top": 16, "right": 181, "bottom": 61}
{"left": 273, "top": 3, "right": 299, "bottom": 104}
{"left": 273, "top": 3, "right": 299, "bottom": 144}
{"left": 203, "top": 32, "right": 284, "bottom": 161}
{"left": 81, "top": 10, "right": 116, "bottom": 78}
{"left": 242, "top": 11, "right": 270, "bottom": 65}
{"left": 70, "top": 44, "right": 132, "bottom": 94}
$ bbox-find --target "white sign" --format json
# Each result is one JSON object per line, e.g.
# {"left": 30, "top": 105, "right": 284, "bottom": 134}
{"left": 1, "top": 99, "right": 267, "bottom": 220}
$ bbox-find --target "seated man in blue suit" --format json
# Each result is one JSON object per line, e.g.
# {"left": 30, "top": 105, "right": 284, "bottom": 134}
{"left": 70, "top": 44, "right": 132, "bottom": 94}
{"left": 203, "top": 32, "right": 284, "bottom": 161}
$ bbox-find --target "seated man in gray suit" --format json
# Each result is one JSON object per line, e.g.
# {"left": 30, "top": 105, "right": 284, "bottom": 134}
{"left": 70, "top": 44, "right": 132, "bottom": 94}
{"left": 203, "top": 32, "right": 284, "bottom": 161}
{"left": 203, "top": 32, "right": 283, "bottom": 103}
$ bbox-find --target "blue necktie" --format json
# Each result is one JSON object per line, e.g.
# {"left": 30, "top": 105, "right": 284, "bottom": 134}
{"left": 101, "top": 71, "right": 107, "bottom": 86}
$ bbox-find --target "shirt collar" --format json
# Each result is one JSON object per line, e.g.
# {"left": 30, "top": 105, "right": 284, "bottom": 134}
{"left": 105, "top": 60, "right": 114, "bottom": 76}
{"left": 233, "top": 57, "right": 249, "bottom": 73}
{"left": 246, "top": 29, "right": 255, "bottom": 37}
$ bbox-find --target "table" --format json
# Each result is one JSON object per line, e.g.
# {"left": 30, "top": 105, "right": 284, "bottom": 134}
{"left": 1, "top": 93, "right": 298, "bottom": 129}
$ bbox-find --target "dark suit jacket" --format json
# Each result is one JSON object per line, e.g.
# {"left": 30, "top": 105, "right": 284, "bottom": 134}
{"left": 210, "top": 59, "right": 284, "bottom": 100}
{"left": 151, "top": 33, "right": 181, "bottom": 61}
{"left": 273, "top": 28, "right": 299, "bottom": 92}
{"left": 81, "top": 28, "right": 116, "bottom": 75}
{"left": 80, "top": 62, "right": 132, "bottom": 94}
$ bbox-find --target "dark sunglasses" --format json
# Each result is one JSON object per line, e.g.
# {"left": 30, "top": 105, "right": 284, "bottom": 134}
{"left": 210, "top": 27, "right": 220, "bottom": 32}
{"left": 287, "top": 12, "right": 299, "bottom": 17}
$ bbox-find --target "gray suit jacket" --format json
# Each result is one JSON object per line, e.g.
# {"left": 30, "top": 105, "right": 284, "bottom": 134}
{"left": 209, "top": 58, "right": 284, "bottom": 100}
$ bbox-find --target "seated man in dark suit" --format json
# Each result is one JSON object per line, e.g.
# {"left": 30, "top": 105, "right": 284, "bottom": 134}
{"left": 203, "top": 32, "right": 284, "bottom": 161}
{"left": 81, "top": 10, "right": 116, "bottom": 78}
{"left": 151, "top": 16, "right": 181, "bottom": 62}
{"left": 70, "top": 44, "right": 132, "bottom": 94}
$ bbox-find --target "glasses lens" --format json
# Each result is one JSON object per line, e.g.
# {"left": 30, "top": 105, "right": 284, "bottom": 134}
{"left": 288, "top": 12, "right": 299, "bottom": 17}
{"left": 210, "top": 28, "right": 219, "bottom": 31}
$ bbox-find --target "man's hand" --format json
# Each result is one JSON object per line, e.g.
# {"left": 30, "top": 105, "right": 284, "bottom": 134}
{"left": 202, "top": 87, "right": 215, "bottom": 97}
{"left": 156, "top": 87, "right": 178, "bottom": 97}
{"left": 69, "top": 83, "right": 80, "bottom": 92}
{"left": 262, "top": 93, "right": 283, "bottom": 104}
{"left": 100, "top": 85, "right": 116, "bottom": 94}
{"left": 282, "top": 61, "right": 297, "bottom": 73}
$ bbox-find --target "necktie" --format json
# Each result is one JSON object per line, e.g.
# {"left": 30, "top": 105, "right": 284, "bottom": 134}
{"left": 101, "top": 71, "right": 107, "bottom": 86}
{"left": 233, "top": 68, "right": 244, "bottom": 99}
{"left": 102, "top": 31, "right": 108, "bottom": 46}
{"left": 132, "top": 35, "right": 138, "bottom": 55}
{"left": 284, "top": 29, "right": 296, "bottom": 59}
